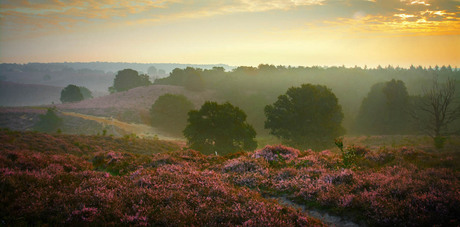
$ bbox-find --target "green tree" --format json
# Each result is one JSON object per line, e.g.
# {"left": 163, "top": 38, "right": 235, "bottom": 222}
{"left": 264, "top": 84, "right": 344, "bottom": 150}
{"left": 60, "top": 84, "right": 84, "bottom": 103}
{"left": 183, "top": 101, "right": 257, "bottom": 155}
{"left": 78, "top": 86, "right": 93, "bottom": 100}
{"left": 354, "top": 79, "right": 410, "bottom": 134}
{"left": 110, "top": 69, "right": 151, "bottom": 93}
{"left": 34, "top": 107, "right": 63, "bottom": 133}
{"left": 150, "top": 94, "right": 195, "bottom": 136}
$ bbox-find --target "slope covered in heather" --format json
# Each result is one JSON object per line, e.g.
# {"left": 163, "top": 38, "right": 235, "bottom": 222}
{"left": 56, "top": 84, "right": 217, "bottom": 124}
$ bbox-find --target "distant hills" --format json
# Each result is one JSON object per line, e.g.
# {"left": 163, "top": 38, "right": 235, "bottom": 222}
{"left": 0, "top": 81, "right": 62, "bottom": 106}
{"left": 56, "top": 84, "right": 218, "bottom": 125}
{"left": 0, "top": 62, "right": 232, "bottom": 107}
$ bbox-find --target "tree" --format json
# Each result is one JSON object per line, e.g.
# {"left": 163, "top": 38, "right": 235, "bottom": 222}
{"left": 413, "top": 77, "right": 460, "bottom": 148}
{"left": 264, "top": 84, "right": 344, "bottom": 150}
{"left": 147, "top": 66, "right": 157, "bottom": 76}
{"left": 34, "top": 107, "right": 63, "bottom": 133}
{"left": 78, "top": 86, "right": 93, "bottom": 100}
{"left": 354, "top": 79, "right": 411, "bottom": 134}
{"left": 185, "top": 72, "right": 205, "bottom": 91}
{"left": 154, "top": 67, "right": 205, "bottom": 91}
{"left": 183, "top": 101, "right": 257, "bottom": 155}
{"left": 60, "top": 84, "right": 84, "bottom": 103}
{"left": 109, "top": 69, "right": 151, "bottom": 93}
{"left": 150, "top": 94, "right": 195, "bottom": 136}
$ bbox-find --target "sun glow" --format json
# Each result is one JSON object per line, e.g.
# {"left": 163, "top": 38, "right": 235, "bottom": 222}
{"left": 0, "top": 0, "right": 458, "bottom": 66}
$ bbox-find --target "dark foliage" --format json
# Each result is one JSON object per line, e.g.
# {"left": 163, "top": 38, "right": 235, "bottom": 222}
{"left": 265, "top": 84, "right": 344, "bottom": 150}
{"left": 183, "top": 101, "right": 257, "bottom": 155}
{"left": 33, "top": 107, "right": 63, "bottom": 133}
{"left": 60, "top": 84, "right": 84, "bottom": 103}
{"left": 354, "top": 79, "right": 411, "bottom": 134}
{"left": 155, "top": 67, "right": 205, "bottom": 91}
{"left": 78, "top": 86, "right": 93, "bottom": 100}
{"left": 150, "top": 94, "right": 195, "bottom": 136}
{"left": 109, "top": 69, "right": 151, "bottom": 93}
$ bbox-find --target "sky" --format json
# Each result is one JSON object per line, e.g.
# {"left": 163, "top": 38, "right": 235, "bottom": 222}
{"left": 0, "top": 0, "right": 459, "bottom": 67}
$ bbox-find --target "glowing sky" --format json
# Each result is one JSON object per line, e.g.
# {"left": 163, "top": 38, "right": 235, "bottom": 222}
{"left": 0, "top": 0, "right": 459, "bottom": 67}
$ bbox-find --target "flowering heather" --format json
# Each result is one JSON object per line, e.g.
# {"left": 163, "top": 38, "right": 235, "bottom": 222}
{"left": 0, "top": 130, "right": 323, "bottom": 226}
{"left": 1, "top": 130, "right": 459, "bottom": 226}
{"left": 223, "top": 157, "right": 268, "bottom": 174}
{"left": 252, "top": 145, "right": 300, "bottom": 162}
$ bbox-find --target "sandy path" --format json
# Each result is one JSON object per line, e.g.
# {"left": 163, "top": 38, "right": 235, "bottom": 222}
{"left": 60, "top": 111, "right": 183, "bottom": 141}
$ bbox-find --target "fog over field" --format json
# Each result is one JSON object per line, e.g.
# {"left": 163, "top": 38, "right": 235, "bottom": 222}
{"left": 1, "top": 0, "right": 459, "bottom": 226}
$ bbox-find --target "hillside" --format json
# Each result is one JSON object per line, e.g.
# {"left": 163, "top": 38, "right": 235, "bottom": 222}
{"left": 57, "top": 84, "right": 218, "bottom": 124}
{"left": 0, "top": 81, "right": 62, "bottom": 106}
{"left": 0, "top": 69, "right": 113, "bottom": 93}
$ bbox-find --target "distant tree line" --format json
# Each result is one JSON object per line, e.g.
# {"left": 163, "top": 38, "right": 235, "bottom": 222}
{"left": 153, "top": 64, "right": 459, "bottom": 134}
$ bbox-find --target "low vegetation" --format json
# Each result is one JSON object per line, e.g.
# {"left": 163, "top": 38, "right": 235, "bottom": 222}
{"left": 33, "top": 107, "right": 62, "bottom": 133}
{"left": 0, "top": 129, "right": 321, "bottom": 226}
{"left": 1, "top": 129, "right": 458, "bottom": 226}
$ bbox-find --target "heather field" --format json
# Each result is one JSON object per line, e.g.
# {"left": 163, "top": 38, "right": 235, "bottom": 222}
{"left": 1, "top": 129, "right": 458, "bottom": 226}
{"left": 2, "top": 0, "right": 459, "bottom": 226}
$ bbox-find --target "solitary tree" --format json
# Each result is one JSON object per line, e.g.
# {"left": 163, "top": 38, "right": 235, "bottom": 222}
{"left": 60, "top": 84, "right": 84, "bottom": 103}
{"left": 78, "top": 86, "right": 93, "bottom": 100}
{"left": 264, "top": 84, "right": 344, "bottom": 150}
{"left": 183, "top": 101, "right": 257, "bottom": 155}
{"left": 150, "top": 94, "right": 195, "bottom": 136}
{"left": 413, "top": 77, "right": 459, "bottom": 148}
{"left": 34, "top": 107, "right": 63, "bottom": 133}
{"left": 109, "top": 69, "right": 151, "bottom": 93}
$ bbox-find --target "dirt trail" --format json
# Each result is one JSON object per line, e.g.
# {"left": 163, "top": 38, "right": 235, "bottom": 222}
{"left": 273, "top": 196, "right": 366, "bottom": 227}
{"left": 60, "top": 111, "right": 183, "bottom": 141}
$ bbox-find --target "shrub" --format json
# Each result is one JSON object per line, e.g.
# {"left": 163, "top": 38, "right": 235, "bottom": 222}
{"left": 33, "top": 107, "right": 63, "bottom": 133}
{"left": 252, "top": 145, "right": 300, "bottom": 162}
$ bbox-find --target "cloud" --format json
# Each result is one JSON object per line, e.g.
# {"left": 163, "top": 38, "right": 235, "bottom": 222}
{"left": 315, "top": 0, "right": 460, "bottom": 35}
{"left": 0, "top": 0, "right": 328, "bottom": 40}
{"left": 0, "top": 0, "right": 458, "bottom": 41}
